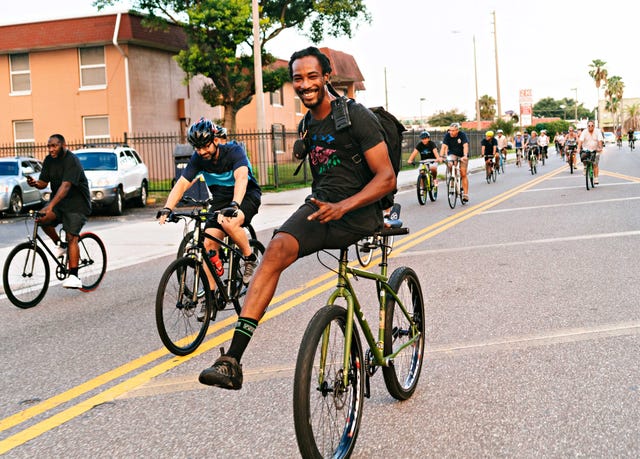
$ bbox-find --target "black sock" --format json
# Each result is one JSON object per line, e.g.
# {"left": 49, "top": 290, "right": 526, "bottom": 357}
{"left": 69, "top": 268, "right": 79, "bottom": 277}
{"left": 226, "top": 317, "right": 258, "bottom": 362}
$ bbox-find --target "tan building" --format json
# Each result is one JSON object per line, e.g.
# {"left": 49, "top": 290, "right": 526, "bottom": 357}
{"left": 0, "top": 12, "right": 220, "bottom": 147}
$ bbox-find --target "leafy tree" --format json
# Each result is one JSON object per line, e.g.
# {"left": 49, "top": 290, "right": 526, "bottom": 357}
{"left": 626, "top": 103, "right": 640, "bottom": 130}
{"left": 478, "top": 94, "right": 496, "bottom": 120}
{"left": 94, "top": 0, "right": 371, "bottom": 131}
{"left": 605, "top": 75, "right": 624, "bottom": 128}
{"left": 427, "top": 110, "right": 466, "bottom": 127}
{"left": 489, "top": 119, "right": 516, "bottom": 137}
{"left": 589, "top": 59, "right": 608, "bottom": 124}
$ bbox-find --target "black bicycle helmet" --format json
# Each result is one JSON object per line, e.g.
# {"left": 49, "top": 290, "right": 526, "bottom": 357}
{"left": 213, "top": 124, "right": 227, "bottom": 139}
{"left": 187, "top": 117, "right": 214, "bottom": 148}
{"left": 420, "top": 131, "right": 430, "bottom": 139}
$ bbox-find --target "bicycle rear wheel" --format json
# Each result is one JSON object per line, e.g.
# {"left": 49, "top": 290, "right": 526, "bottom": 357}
{"left": 355, "top": 236, "right": 374, "bottom": 267}
{"left": 293, "top": 305, "right": 364, "bottom": 459}
{"left": 3, "top": 242, "right": 50, "bottom": 309}
{"left": 78, "top": 233, "right": 107, "bottom": 291}
{"left": 155, "top": 257, "right": 212, "bottom": 356}
{"left": 447, "top": 177, "right": 456, "bottom": 209}
{"left": 416, "top": 175, "right": 427, "bottom": 205}
{"left": 383, "top": 267, "right": 425, "bottom": 400}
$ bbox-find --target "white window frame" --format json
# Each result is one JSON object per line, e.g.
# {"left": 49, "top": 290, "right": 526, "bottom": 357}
{"left": 294, "top": 96, "right": 303, "bottom": 115}
{"left": 83, "top": 116, "right": 110, "bottom": 143}
{"left": 270, "top": 87, "right": 284, "bottom": 107}
{"left": 79, "top": 46, "right": 107, "bottom": 90}
{"left": 10, "top": 53, "right": 31, "bottom": 95}
{"left": 13, "top": 120, "right": 35, "bottom": 147}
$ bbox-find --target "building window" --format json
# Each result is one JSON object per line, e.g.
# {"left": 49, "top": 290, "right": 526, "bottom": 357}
{"left": 83, "top": 116, "right": 110, "bottom": 143}
{"left": 294, "top": 96, "right": 302, "bottom": 115}
{"left": 79, "top": 47, "right": 106, "bottom": 88}
{"left": 10, "top": 54, "right": 31, "bottom": 94}
{"left": 270, "top": 87, "right": 284, "bottom": 107}
{"left": 13, "top": 120, "right": 35, "bottom": 154}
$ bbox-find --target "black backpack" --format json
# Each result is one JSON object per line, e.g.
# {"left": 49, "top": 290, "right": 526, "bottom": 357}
{"left": 295, "top": 95, "right": 406, "bottom": 210}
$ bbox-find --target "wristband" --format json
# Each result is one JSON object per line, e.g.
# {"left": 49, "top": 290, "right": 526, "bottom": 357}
{"left": 229, "top": 201, "right": 240, "bottom": 208}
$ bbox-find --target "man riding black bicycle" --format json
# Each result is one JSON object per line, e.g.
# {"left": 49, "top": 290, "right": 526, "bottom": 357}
{"left": 407, "top": 130, "right": 441, "bottom": 185}
{"left": 26, "top": 134, "right": 91, "bottom": 289}
{"left": 196, "top": 46, "right": 396, "bottom": 390}
{"left": 158, "top": 118, "right": 262, "bottom": 311}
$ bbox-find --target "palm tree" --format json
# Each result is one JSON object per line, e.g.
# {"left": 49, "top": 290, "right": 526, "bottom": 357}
{"left": 589, "top": 59, "right": 608, "bottom": 126}
{"left": 626, "top": 103, "right": 640, "bottom": 131}
{"left": 605, "top": 76, "right": 624, "bottom": 129}
{"left": 478, "top": 94, "right": 496, "bottom": 121}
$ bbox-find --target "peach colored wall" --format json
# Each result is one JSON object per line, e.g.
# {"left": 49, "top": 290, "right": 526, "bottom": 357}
{"left": 235, "top": 82, "right": 304, "bottom": 132}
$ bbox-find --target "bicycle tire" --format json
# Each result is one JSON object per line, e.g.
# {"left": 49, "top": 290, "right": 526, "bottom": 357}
{"left": 155, "top": 256, "right": 212, "bottom": 356}
{"left": 447, "top": 177, "right": 456, "bottom": 209}
{"left": 492, "top": 167, "right": 497, "bottom": 182}
{"left": 586, "top": 163, "right": 592, "bottom": 190}
{"left": 2, "top": 242, "right": 50, "bottom": 309}
{"left": 569, "top": 158, "right": 574, "bottom": 174}
{"left": 293, "top": 305, "right": 364, "bottom": 459}
{"left": 229, "top": 238, "right": 265, "bottom": 314}
{"left": 501, "top": 157, "right": 505, "bottom": 174}
{"left": 428, "top": 178, "right": 437, "bottom": 202}
{"left": 78, "top": 233, "right": 107, "bottom": 292}
{"left": 382, "top": 266, "right": 425, "bottom": 400}
{"left": 355, "top": 237, "right": 374, "bottom": 267}
{"left": 416, "top": 175, "right": 427, "bottom": 205}
{"left": 486, "top": 169, "right": 491, "bottom": 184}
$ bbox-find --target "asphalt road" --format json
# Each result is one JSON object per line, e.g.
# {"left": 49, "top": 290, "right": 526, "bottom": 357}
{"left": 1, "top": 144, "right": 639, "bottom": 457}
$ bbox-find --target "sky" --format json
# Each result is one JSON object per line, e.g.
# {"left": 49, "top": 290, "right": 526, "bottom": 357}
{"left": 3, "top": 0, "right": 639, "bottom": 121}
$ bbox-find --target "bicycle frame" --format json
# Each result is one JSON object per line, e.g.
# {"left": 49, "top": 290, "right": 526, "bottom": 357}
{"left": 26, "top": 216, "right": 70, "bottom": 277}
{"left": 322, "top": 230, "right": 420, "bottom": 389}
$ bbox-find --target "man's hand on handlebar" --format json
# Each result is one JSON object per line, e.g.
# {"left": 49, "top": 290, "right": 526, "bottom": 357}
{"left": 156, "top": 207, "right": 174, "bottom": 225}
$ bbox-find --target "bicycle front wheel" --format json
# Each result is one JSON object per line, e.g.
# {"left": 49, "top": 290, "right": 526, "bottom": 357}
{"left": 492, "top": 167, "right": 497, "bottom": 182}
{"left": 293, "top": 305, "right": 364, "bottom": 459}
{"left": 3, "top": 243, "right": 50, "bottom": 309}
{"left": 416, "top": 175, "right": 427, "bottom": 205}
{"left": 447, "top": 177, "right": 457, "bottom": 209}
{"left": 155, "top": 257, "right": 212, "bottom": 356}
{"left": 586, "top": 164, "right": 592, "bottom": 190}
{"left": 383, "top": 267, "right": 425, "bottom": 400}
{"left": 78, "top": 233, "right": 107, "bottom": 291}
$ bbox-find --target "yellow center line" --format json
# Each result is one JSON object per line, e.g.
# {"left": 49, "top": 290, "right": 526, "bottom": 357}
{"left": 0, "top": 166, "right": 564, "bottom": 453}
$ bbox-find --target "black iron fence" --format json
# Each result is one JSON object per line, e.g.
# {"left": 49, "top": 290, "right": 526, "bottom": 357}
{"left": 0, "top": 128, "right": 486, "bottom": 192}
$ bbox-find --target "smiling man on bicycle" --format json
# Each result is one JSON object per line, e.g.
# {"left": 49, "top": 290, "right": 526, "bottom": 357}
{"left": 197, "top": 46, "right": 395, "bottom": 390}
{"left": 158, "top": 118, "right": 262, "bottom": 295}
{"left": 481, "top": 130, "right": 498, "bottom": 177}
{"left": 26, "top": 134, "right": 91, "bottom": 289}
{"left": 440, "top": 122, "right": 470, "bottom": 202}
{"left": 407, "top": 130, "right": 441, "bottom": 185}
{"left": 578, "top": 120, "right": 604, "bottom": 184}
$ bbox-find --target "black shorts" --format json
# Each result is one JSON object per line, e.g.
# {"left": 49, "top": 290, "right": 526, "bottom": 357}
{"left": 205, "top": 193, "right": 261, "bottom": 231}
{"left": 275, "top": 201, "right": 368, "bottom": 258}
{"left": 41, "top": 209, "right": 88, "bottom": 236}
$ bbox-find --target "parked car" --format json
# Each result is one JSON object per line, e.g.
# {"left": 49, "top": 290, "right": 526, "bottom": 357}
{"left": 603, "top": 132, "right": 616, "bottom": 144}
{"left": 74, "top": 146, "right": 149, "bottom": 216}
{"left": 634, "top": 131, "right": 640, "bottom": 141}
{"left": 0, "top": 156, "right": 51, "bottom": 214}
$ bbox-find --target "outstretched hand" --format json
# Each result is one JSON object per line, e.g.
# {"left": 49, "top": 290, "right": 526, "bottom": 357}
{"left": 307, "top": 197, "right": 346, "bottom": 224}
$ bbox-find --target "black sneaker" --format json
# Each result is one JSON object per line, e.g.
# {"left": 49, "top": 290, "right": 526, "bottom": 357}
{"left": 199, "top": 348, "right": 243, "bottom": 390}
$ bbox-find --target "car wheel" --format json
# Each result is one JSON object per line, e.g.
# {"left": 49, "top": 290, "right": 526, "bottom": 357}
{"left": 136, "top": 181, "right": 148, "bottom": 208}
{"left": 9, "top": 189, "right": 23, "bottom": 214}
{"left": 109, "top": 188, "right": 124, "bottom": 216}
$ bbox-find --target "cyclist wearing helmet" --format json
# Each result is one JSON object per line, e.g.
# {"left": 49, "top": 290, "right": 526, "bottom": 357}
{"left": 481, "top": 130, "right": 499, "bottom": 177}
{"left": 524, "top": 130, "right": 540, "bottom": 170}
{"left": 407, "top": 131, "right": 441, "bottom": 185}
{"left": 158, "top": 117, "right": 262, "bottom": 291}
{"left": 514, "top": 132, "right": 524, "bottom": 166}
{"left": 440, "top": 122, "right": 470, "bottom": 202}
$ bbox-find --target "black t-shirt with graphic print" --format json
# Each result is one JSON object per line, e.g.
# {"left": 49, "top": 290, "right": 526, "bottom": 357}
{"left": 415, "top": 140, "right": 438, "bottom": 159}
{"left": 305, "top": 102, "right": 385, "bottom": 235}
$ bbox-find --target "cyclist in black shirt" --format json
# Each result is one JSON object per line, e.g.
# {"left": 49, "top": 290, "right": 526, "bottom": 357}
{"left": 407, "top": 130, "right": 441, "bottom": 185}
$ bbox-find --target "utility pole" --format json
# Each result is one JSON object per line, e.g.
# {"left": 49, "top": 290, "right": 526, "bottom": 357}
{"left": 474, "top": 36, "right": 481, "bottom": 130}
{"left": 492, "top": 10, "right": 502, "bottom": 121}
{"left": 252, "top": 0, "right": 267, "bottom": 185}
{"left": 571, "top": 87, "right": 578, "bottom": 122}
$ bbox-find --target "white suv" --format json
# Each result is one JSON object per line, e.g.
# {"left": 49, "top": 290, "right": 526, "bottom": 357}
{"left": 74, "top": 145, "right": 149, "bottom": 215}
